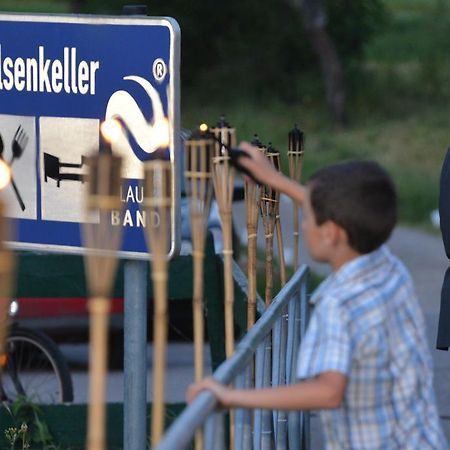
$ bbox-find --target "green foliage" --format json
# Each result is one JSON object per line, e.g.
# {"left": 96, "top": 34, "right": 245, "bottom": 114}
{"left": 0, "top": 0, "right": 69, "bottom": 12}
{"left": 326, "top": 0, "right": 388, "bottom": 61}
{"left": 80, "top": 0, "right": 386, "bottom": 104}
{"left": 2, "top": 397, "right": 58, "bottom": 450}
{"left": 4, "top": 423, "right": 30, "bottom": 450}
{"left": 350, "top": 0, "right": 450, "bottom": 117}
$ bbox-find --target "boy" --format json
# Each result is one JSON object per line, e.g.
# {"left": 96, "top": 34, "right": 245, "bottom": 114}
{"left": 187, "top": 143, "right": 448, "bottom": 449}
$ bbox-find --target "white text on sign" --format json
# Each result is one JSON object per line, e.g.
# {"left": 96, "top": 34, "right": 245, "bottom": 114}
{"left": 0, "top": 45, "right": 100, "bottom": 95}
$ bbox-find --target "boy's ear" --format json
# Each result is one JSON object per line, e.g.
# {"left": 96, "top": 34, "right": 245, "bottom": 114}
{"left": 322, "top": 220, "right": 348, "bottom": 246}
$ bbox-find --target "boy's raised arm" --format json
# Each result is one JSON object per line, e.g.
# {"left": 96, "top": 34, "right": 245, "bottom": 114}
{"left": 238, "top": 142, "right": 305, "bottom": 205}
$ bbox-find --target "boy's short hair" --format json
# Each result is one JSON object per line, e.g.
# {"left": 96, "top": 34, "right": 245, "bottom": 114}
{"left": 308, "top": 160, "right": 397, "bottom": 254}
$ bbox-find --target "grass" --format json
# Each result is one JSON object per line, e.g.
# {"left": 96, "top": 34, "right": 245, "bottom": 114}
{"left": 182, "top": 98, "right": 447, "bottom": 226}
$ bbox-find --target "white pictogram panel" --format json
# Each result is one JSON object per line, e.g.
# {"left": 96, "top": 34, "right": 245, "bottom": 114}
{"left": 0, "top": 114, "right": 37, "bottom": 220}
{"left": 39, "top": 117, "right": 98, "bottom": 223}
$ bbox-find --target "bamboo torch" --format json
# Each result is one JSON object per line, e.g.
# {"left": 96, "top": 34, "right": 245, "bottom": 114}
{"left": 245, "top": 135, "right": 264, "bottom": 330}
{"left": 267, "top": 145, "right": 287, "bottom": 287}
{"left": 83, "top": 122, "right": 123, "bottom": 450}
{"left": 185, "top": 127, "right": 214, "bottom": 382}
{"left": 0, "top": 201, "right": 15, "bottom": 375}
{"left": 287, "top": 125, "right": 305, "bottom": 269}
{"left": 211, "top": 116, "right": 236, "bottom": 359}
{"left": 143, "top": 160, "right": 172, "bottom": 447}
{"left": 260, "top": 145, "right": 280, "bottom": 307}
{"left": 185, "top": 126, "right": 214, "bottom": 450}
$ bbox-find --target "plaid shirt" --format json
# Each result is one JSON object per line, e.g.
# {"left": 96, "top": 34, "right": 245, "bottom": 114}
{"left": 297, "top": 245, "right": 448, "bottom": 450}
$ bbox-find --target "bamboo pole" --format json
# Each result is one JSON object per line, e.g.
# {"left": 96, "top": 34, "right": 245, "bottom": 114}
{"left": 287, "top": 125, "right": 305, "bottom": 269}
{"left": 185, "top": 129, "right": 214, "bottom": 450}
{"left": 83, "top": 147, "right": 123, "bottom": 450}
{"left": 143, "top": 160, "right": 172, "bottom": 447}
{"left": 245, "top": 178, "right": 259, "bottom": 330}
{"left": 211, "top": 117, "right": 236, "bottom": 359}
{"left": 211, "top": 117, "right": 237, "bottom": 450}
{"left": 245, "top": 135, "right": 265, "bottom": 329}
{"left": 0, "top": 201, "right": 15, "bottom": 373}
{"left": 260, "top": 145, "right": 283, "bottom": 307}
{"left": 268, "top": 149, "right": 287, "bottom": 287}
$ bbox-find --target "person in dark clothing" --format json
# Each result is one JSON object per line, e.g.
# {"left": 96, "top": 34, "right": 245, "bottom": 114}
{"left": 437, "top": 146, "right": 450, "bottom": 350}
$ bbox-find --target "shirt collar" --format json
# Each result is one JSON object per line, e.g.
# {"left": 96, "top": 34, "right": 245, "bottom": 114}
{"left": 310, "top": 245, "right": 390, "bottom": 305}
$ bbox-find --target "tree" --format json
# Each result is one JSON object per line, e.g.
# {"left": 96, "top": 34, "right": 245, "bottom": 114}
{"left": 289, "top": 0, "right": 346, "bottom": 126}
{"left": 70, "top": 0, "right": 85, "bottom": 13}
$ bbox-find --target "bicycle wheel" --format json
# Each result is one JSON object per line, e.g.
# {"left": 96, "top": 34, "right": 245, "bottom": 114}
{"left": 1, "top": 326, "right": 73, "bottom": 403}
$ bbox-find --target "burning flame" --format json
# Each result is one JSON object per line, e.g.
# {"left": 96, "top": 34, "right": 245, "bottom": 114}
{"left": 0, "top": 159, "right": 12, "bottom": 190}
{"left": 153, "top": 117, "right": 170, "bottom": 148}
{"left": 100, "top": 118, "right": 123, "bottom": 144}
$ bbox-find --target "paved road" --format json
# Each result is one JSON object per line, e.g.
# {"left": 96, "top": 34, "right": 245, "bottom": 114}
{"left": 63, "top": 342, "right": 211, "bottom": 404}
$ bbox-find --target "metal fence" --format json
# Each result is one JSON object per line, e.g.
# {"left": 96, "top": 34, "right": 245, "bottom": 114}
{"left": 154, "top": 265, "right": 310, "bottom": 450}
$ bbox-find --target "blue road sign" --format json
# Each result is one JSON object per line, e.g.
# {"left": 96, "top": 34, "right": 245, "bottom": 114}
{"left": 0, "top": 13, "right": 181, "bottom": 259}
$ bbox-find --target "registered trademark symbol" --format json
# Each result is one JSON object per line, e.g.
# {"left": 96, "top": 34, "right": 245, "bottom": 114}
{"left": 152, "top": 58, "right": 167, "bottom": 82}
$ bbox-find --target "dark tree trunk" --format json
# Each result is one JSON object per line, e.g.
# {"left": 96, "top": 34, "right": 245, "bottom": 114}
{"left": 305, "top": 27, "right": 346, "bottom": 126}
{"left": 291, "top": 0, "right": 346, "bottom": 126}
{"left": 70, "top": 0, "right": 85, "bottom": 13}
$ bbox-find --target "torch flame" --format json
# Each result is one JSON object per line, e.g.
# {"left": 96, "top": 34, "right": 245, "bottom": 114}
{"left": 0, "top": 159, "right": 12, "bottom": 190}
{"left": 153, "top": 117, "right": 170, "bottom": 148}
{"left": 100, "top": 118, "right": 123, "bottom": 144}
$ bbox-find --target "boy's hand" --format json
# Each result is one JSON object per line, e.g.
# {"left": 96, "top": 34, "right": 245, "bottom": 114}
{"left": 237, "top": 142, "right": 305, "bottom": 204}
{"left": 186, "top": 377, "right": 231, "bottom": 408}
{"left": 237, "top": 141, "right": 282, "bottom": 187}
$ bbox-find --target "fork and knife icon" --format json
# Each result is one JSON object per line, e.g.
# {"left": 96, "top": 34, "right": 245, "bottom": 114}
{"left": 0, "top": 125, "right": 28, "bottom": 211}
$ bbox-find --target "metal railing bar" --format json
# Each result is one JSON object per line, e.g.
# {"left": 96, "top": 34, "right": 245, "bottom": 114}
{"left": 288, "top": 410, "right": 301, "bottom": 450}
{"left": 213, "top": 266, "right": 308, "bottom": 384}
{"left": 271, "top": 314, "right": 282, "bottom": 437}
{"left": 154, "top": 266, "right": 309, "bottom": 450}
{"left": 253, "top": 339, "right": 265, "bottom": 450}
{"left": 241, "top": 365, "right": 253, "bottom": 450}
{"left": 261, "top": 335, "right": 273, "bottom": 450}
{"left": 214, "top": 412, "right": 226, "bottom": 450}
{"left": 288, "top": 289, "right": 302, "bottom": 450}
{"left": 276, "top": 308, "right": 289, "bottom": 449}
{"left": 231, "top": 258, "right": 266, "bottom": 315}
{"left": 234, "top": 370, "right": 246, "bottom": 450}
{"left": 300, "top": 277, "right": 311, "bottom": 450}
{"left": 204, "top": 412, "right": 216, "bottom": 450}
{"left": 285, "top": 295, "right": 297, "bottom": 385}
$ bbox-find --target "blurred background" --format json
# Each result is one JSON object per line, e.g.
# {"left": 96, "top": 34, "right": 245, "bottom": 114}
{"left": 1, "top": 0, "right": 448, "bottom": 228}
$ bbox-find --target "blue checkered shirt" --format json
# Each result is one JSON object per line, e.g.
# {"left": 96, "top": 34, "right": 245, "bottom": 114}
{"left": 297, "top": 245, "right": 448, "bottom": 449}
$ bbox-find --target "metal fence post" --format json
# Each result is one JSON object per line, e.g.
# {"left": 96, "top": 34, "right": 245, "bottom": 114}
{"left": 276, "top": 308, "right": 288, "bottom": 449}
{"left": 300, "top": 274, "right": 310, "bottom": 450}
{"left": 261, "top": 334, "right": 273, "bottom": 450}
{"left": 254, "top": 339, "right": 266, "bottom": 450}
{"left": 288, "top": 289, "right": 302, "bottom": 450}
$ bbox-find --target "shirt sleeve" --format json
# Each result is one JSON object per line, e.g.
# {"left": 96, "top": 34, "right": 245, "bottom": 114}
{"left": 297, "top": 299, "right": 351, "bottom": 379}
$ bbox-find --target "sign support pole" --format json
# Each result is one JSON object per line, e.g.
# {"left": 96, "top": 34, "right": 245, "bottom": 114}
{"left": 121, "top": 7, "right": 149, "bottom": 450}
{"left": 124, "top": 259, "right": 148, "bottom": 450}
